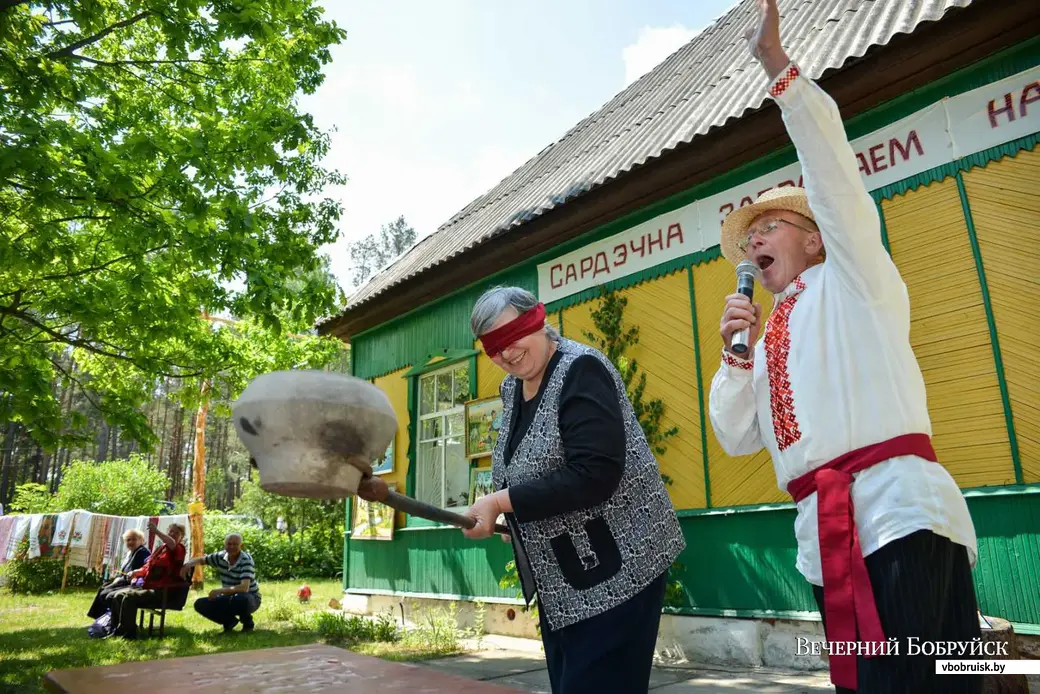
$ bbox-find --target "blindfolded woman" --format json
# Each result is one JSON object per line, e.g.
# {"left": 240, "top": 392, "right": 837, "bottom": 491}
{"left": 461, "top": 286, "right": 686, "bottom": 694}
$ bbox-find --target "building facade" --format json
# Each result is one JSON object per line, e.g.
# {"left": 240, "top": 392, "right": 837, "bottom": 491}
{"left": 321, "top": 0, "right": 1040, "bottom": 642}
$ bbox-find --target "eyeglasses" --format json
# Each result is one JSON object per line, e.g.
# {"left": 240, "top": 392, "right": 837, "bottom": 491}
{"left": 737, "top": 218, "right": 818, "bottom": 252}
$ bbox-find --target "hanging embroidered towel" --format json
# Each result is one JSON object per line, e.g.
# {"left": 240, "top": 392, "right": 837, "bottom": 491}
{"left": 37, "top": 514, "right": 60, "bottom": 559}
{"left": 6, "top": 516, "right": 31, "bottom": 562}
{"left": 67, "top": 512, "right": 93, "bottom": 569}
{"left": 0, "top": 516, "right": 17, "bottom": 564}
{"left": 51, "top": 511, "right": 78, "bottom": 559}
{"left": 27, "top": 514, "right": 45, "bottom": 558}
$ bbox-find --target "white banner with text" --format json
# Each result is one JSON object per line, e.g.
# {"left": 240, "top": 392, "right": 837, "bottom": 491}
{"left": 537, "top": 65, "right": 1040, "bottom": 304}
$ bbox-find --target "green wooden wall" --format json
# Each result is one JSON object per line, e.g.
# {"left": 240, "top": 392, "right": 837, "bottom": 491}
{"left": 347, "top": 491, "right": 1040, "bottom": 631}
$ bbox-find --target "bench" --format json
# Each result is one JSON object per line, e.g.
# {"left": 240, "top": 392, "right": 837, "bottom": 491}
{"left": 136, "top": 581, "right": 192, "bottom": 638}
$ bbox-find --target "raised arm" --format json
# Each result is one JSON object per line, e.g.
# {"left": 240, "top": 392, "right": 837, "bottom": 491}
{"left": 148, "top": 520, "right": 178, "bottom": 550}
{"left": 747, "top": 0, "right": 900, "bottom": 300}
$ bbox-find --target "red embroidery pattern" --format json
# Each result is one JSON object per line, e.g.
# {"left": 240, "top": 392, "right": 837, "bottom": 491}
{"left": 770, "top": 64, "right": 800, "bottom": 99}
{"left": 723, "top": 351, "right": 754, "bottom": 371}
{"left": 764, "top": 277, "right": 805, "bottom": 450}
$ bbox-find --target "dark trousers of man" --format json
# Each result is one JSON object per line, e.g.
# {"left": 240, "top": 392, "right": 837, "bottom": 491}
{"left": 194, "top": 592, "right": 261, "bottom": 630}
{"left": 87, "top": 576, "right": 130, "bottom": 619}
{"left": 537, "top": 571, "right": 666, "bottom": 694}
{"left": 813, "top": 530, "right": 982, "bottom": 694}
{"left": 110, "top": 587, "right": 165, "bottom": 638}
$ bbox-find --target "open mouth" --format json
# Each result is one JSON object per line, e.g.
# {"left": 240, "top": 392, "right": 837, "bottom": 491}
{"left": 757, "top": 255, "right": 775, "bottom": 271}
{"left": 508, "top": 352, "right": 525, "bottom": 367}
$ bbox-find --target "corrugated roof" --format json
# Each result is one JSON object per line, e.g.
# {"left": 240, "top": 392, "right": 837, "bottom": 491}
{"left": 336, "top": 0, "right": 973, "bottom": 314}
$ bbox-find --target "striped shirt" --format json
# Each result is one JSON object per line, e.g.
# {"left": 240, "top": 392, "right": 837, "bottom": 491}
{"left": 203, "top": 550, "right": 259, "bottom": 595}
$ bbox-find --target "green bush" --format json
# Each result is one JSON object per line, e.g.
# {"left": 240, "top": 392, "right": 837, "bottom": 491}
{"left": 9, "top": 483, "right": 52, "bottom": 514}
{"left": 0, "top": 538, "right": 98, "bottom": 594}
{"left": 202, "top": 516, "right": 341, "bottom": 581}
{"left": 52, "top": 456, "right": 170, "bottom": 516}
{"left": 313, "top": 610, "right": 400, "bottom": 643}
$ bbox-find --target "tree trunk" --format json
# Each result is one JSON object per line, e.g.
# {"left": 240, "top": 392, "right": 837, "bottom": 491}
{"left": 167, "top": 406, "right": 184, "bottom": 500}
{"left": 0, "top": 421, "right": 17, "bottom": 506}
{"left": 95, "top": 421, "right": 109, "bottom": 462}
{"left": 52, "top": 376, "right": 77, "bottom": 492}
{"left": 31, "top": 444, "right": 43, "bottom": 484}
{"left": 157, "top": 385, "right": 171, "bottom": 471}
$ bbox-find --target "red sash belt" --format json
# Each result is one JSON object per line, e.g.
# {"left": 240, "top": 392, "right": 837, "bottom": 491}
{"left": 787, "top": 433, "right": 937, "bottom": 690}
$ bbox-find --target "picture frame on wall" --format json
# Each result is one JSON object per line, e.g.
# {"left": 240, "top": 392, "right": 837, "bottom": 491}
{"left": 465, "top": 395, "right": 503, "bottom": 460}
{"left": 351, "top": 482, "right": 396, "bottom": 541}
{"left": 371, "top": 437, "right": 394, "bottom": 475}
{"left": 469, "top": 466, "right": 494, "bottom": 506}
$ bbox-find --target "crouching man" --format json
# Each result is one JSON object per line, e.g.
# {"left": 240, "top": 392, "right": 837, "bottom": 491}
{"left": 180, "top": 532, "right": 262, "bottom": 633}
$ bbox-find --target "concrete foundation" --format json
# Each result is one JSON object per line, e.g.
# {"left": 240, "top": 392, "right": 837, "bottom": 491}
{"left": 342, "top": 591, "right": 827, "bottom": 670}
{"left": 342, "top": 592, "right": 540, "bottom": 640}
{"left": 341, "top": 591, "right": 1040, "bottom": 673}
{"left": 655, "top": 614, "right": 828, "bottom": 671}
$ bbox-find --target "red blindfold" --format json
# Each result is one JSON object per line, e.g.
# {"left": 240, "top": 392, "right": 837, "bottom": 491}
{"left": 479, "top": 303, "right": 547, "bottom": 357}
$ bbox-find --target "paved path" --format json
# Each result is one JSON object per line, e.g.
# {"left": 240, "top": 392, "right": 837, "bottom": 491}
{"left": 420, "top": 648, "right": 836, "bottom": 693}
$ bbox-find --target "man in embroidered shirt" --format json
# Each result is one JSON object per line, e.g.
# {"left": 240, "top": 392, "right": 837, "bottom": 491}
{"left": 708, "top": 2, "right": 980, "bottom": 692}
{"left": 181, "top": 532, "right": 261, "bottom": 633}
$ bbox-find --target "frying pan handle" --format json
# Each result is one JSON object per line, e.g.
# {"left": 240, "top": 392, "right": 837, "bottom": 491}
{"left": 384, "top": 489, "right": 510, "bottom": 535}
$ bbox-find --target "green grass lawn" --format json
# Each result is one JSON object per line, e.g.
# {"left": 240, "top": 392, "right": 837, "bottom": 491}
{"left": 0, "top": 578, "right": 458, "bottom": 694}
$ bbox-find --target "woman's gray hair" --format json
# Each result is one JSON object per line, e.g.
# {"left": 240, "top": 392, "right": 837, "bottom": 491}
{"left": 471, "top": 286, "right": 560, "bottom": 341}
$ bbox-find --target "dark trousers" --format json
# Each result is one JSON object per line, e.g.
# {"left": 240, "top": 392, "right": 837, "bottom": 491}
{"left": 194, "top": 592, "right": 261, "bottom": 628}
{"left": 109, "top": 587, "right": 165, "bottom": 637}
{"left": 538, "top": 571, "right": 667, "bottom": 694}
{"left": 87, "top": 576, "right": 130, "bottom": 619}
{"left": 813, "top": 530, "right": 983, "bottom": 694}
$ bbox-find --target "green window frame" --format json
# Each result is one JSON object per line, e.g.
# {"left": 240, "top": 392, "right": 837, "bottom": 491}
{"left": 403, "top": 350, "right": 478, "bottom": 528}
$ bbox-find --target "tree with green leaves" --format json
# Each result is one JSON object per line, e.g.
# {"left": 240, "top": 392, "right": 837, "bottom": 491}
{"left": 0, "top": 1, "right": 349, "bottom": 451}
{"left": 348, "top": 215, "right": 416, "bottom": 288}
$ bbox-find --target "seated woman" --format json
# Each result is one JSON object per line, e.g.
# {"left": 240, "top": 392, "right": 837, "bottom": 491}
{"left": 86, "top": 528, "right": 151, "bottom": 620}
{"left": 108, "top": 521, "right": 187, "bottom": 639}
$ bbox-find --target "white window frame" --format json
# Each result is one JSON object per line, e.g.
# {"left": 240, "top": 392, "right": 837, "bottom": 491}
{"left": 415, "top": 360, "right": 471, "bottom": 511}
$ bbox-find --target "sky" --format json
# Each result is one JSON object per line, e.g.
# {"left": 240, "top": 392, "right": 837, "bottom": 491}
{"left": 298, "top": 0, "right": 739, "bottom": 291}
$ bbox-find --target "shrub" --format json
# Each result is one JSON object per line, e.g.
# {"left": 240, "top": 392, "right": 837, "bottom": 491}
{"left": 9, "top": 483, "right": 52, "bottom": 514}
{"left": 202, "top": 516, "right": 342, "bottom": 581}
{"left": 52, "top": 456, "right": 169, "bottom": 516}
{"left": 0, "top": 538, "right": 98, "bottom": 594}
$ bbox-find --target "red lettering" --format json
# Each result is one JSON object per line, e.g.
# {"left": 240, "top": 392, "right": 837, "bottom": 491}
{"left": 777, "top": 179, "right": 796, "bottom": 188}
{"left": 718, "top": 203, "right": 734, "bottom": 223}
{"left": 579, "top": 256, "right": 594, "bottom": 279}
{"left": 988, "top": 93, "right": 1016, "bottom": 128}
{"left": 797, "top": 175, "right": 804, "bottom": 187}
{"left": 757, "top": 187, "right": 773, "bottom": 198}
{"left": 613, "top": 243, "right": 628, "bottom": 267}
{"left": 647, "top": 229, "right": 663, "bottom": 253}
{"left": 738, "top": 195, "right": 755, "bottom": 208}
{"left": 593, "top": 252, "right": 610, "bottom": 278}
{"left": 890, "top": 130, "right": 923, "bottom": 165}
{"left": 855, "top": 152, "right": 870, "bottom": 176}
{"left": 666, "top": 223, "right": 684, "bottom": 248}
{"left": 550, "top": 264, "right": 563, "bottom": 289}
{"left": 1022, "top": 82, "right": 1040, "bottom": 117}
{"left": 868, "top": 143, "right": 887, "bottom": 172}
{"left": 565, "top": 264, "right": 578, "bottom": 284}
{"left": 629, "top": 236, "right": 646, "bottom": 257}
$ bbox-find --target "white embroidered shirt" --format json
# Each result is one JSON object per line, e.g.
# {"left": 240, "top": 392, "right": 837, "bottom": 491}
{"left": 708, "top": 64, "right": 978, "bottom": 586}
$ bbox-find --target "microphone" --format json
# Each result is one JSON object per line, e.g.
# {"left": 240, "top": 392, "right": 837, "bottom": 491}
{"left": 731, "top": 260, "right": 760, "bottom": 355}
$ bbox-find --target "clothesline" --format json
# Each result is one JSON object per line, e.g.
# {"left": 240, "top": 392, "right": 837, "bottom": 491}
{"left": 0, "top": 510, "right": 192, "bottom": 582}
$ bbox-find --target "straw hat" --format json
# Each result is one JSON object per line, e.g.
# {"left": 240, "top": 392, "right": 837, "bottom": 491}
{"left": 720, "top": 187, "right": 815, "bottom": 264}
